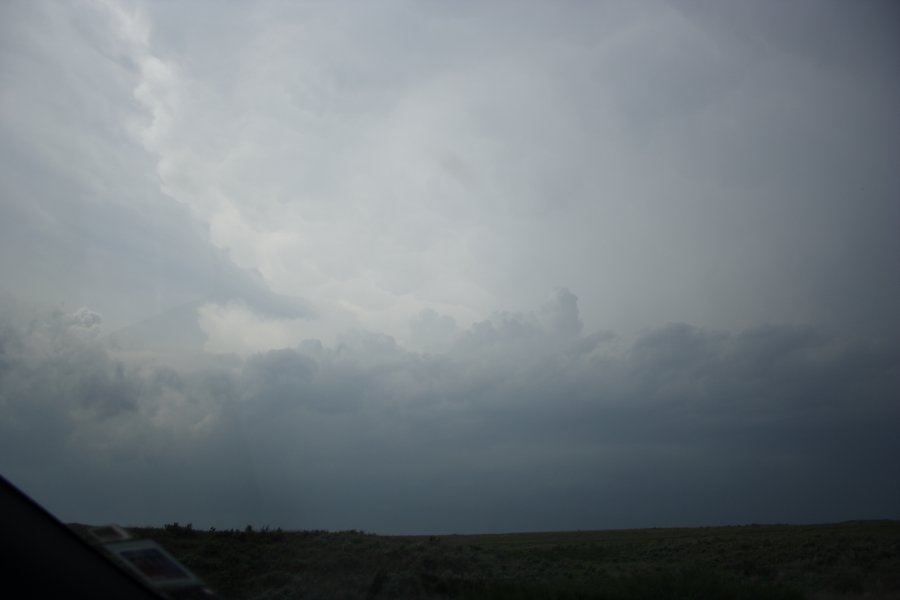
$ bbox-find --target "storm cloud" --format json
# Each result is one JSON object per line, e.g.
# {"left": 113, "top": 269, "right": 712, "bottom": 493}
{"left": 1, "top": 294, "right": 897, "bottom": 533}
{"left": 1, "top": 0, "right": 899, "bottom": 532}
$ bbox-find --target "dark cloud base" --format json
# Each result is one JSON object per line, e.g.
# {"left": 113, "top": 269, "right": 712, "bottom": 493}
{"left": 1, "top": 292, "right": 897, "bottom": 534}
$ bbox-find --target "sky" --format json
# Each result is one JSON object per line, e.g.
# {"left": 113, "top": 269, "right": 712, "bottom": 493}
{"left": 1, "top": 0, "right": 898, "bottom": 534}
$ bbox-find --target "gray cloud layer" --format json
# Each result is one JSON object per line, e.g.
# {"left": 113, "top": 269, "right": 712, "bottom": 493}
{"left": 6, "top": 0, "right": 897, "bottom": 340}
{"left": 2, "top": 1, "right": 899, "bottom": 532}
{"left": 0, "top": 1, "right": 310, "bottom": 331}
{"left": 2, "top": 292, "right": 897, "bottom": 533}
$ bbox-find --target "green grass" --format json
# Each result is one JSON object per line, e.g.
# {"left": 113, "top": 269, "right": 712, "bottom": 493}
{"left": 70, "top": 520, "right": 900, "bottom": 599}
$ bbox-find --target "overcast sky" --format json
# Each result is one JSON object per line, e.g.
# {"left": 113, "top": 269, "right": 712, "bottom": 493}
{"left": 1, "top": 0, "right": 899, "bottom": 534}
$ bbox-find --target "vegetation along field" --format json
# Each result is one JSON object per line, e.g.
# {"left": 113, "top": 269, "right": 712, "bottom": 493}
{"left": 72, "top": 520, "right": 900, "bottom": 600}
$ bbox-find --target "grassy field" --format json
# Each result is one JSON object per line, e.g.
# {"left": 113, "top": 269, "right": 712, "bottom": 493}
{"left": 73, "top": 520, "right": 900, "bottom": 599}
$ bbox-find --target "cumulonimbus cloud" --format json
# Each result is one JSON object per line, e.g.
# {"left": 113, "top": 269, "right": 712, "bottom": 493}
{"left": 1, "top": 292, "right": 897, "bottom": 532}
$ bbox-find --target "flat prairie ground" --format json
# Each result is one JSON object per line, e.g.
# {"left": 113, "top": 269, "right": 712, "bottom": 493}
{"left": 74, "top": 520, "right": 900, "bottom": 600}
